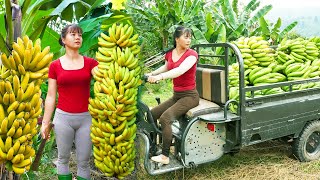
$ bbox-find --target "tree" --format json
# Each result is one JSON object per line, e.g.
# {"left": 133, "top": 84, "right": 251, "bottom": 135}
{"left": 206, "top": 0, "right": 273, "bottom": 42}
{"left": 258, "top": 17, "right": 298, "bottom": 45}
{"left": 0, "top": 0, "right": 106, "bottom": 56}
{"left": 128, "top": 0, "right": 208, "bottom": 52}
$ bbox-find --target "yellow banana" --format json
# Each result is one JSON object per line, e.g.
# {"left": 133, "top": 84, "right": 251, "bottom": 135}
{"left": 29, "top": 118, "right": 38, "bottom": 130}
{"left": 29, "top": 46, "right": 50, "bottom": 70}
{"left": 7, "top": 126, "right": 16, "bottom": 137}
{"left": 12, "top": 140, "right": 20, "bottom": 155}
{"left": 34, "top": 52, "right": 53, "bottom": 71}
{"left": 0, "top": 137, "right": 5, "bottom": 152}
{"left": 16, "top": 102, "right": 26, "bottom": 113}
{"left": 1, "top": 53, "right": 12, "bottom": 69}
{"left": 12, "top": 50, "right": 22, "bottom": 67}
{"left": 31, "top": 108, "right": 42, "bottom": 118}
{"left": 17, "top": 144, "right": 26, "bottom": 154}
{"left": 6, "top": 147, "right": 14, "bottom": 160}
{"left": 16, "top": 87, "right": 24, "bottom": 102}
{"left": 21, "top": 72, "right": 30, "bottom": 91}
{"left": 29, "top": 71, "right": 44, "bottom": 79}
{"left": 12, "top": 154, "right": 23, "bottom": 164}
{"left": 12, "top": 119, "right": 20, "bottom": 129}
{"left": 22, "top": 81, "right": 34, "bottom": 101}
{"left": 8, "top": 55, "right": 17, "bottom": 70}
{"left": 98, "top": 37, "right": 116, "bottom": 48}
{"left": 7, "top": 101, "right": 19, "bottom": 113}
{"left": 16, "top": 112, "right": 25, "bottom": 119}
{"left": 22, "top": 123, "right": 31, "bottom": 135}
{"left": 0, "top": 104, "right": 5, "bottom": 122}
{"left": 13, "top": 127, "right": 23, "bottom": 139}
{"left": 100, "top": 32, "right": 113, "bottom": 42}
{"left": 0, "top": 80, "right": 6, "bottom": 95}
{"left": 24, "top": 147, "right": 35, "bottom": 159}
{"left": 109, "top": 23, "right": 117, "bottom": 43}
{"left": 9, "top": 91, "right": 16, "bottom": 104}
{"left": 5, "top": 136, "right": 12, "bottom": 152}
{"left": 13, "top": 40, "right": 25, "bottom": 58}
{"left": 12, "top": 75, "right": 20, "bottom": 95}
{"left": 13, "top": 157, "right": 31, "bottom": 168}
{"left": 4, "top": 80, "right": 13, "bottom": 93}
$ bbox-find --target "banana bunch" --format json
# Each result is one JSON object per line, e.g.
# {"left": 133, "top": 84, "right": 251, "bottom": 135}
{"left": 0, "top": 35, "right": 51, "bottom": 174}
{"left": 89, "top": 23, "right": 141, "bottom": 179}
{"left": 309, "top": 37, "right": 320, "bottom": 55}
{"left": 97, "top": 23, "right": 140, "bottom": 54}
{"left": 277, "top": 38, "right": 319, "bottom": 63}
{"left": 228, "top": 87, "right": 239, "bottom": 113}
{"left": 228, "top": 63, "right": 250, "bottom": 87}
{"left": 248, "top": 66, "right": 286, "bottom": 86}
{"left": 261, "top": 87, "right": 284, "bottom": 95}
{"left": 234, "top": 36, "right": 276, "bottom": 68}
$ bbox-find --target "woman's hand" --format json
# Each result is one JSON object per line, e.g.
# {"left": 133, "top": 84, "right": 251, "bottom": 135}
{"left": 148, "top": 75, "right": 162, "bottom": 83}
{"left": 40, "top": 122, "right": 52, "bottom": 140}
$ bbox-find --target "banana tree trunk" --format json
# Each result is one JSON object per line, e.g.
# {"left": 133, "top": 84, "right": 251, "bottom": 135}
{"left": 12, "top": 0, "right": 22, "bottom": 40}
{"left": 0, "top": 164, "right": 19, "bottom": 180}
{"left": 162, "top": 31, "right": 169, "bottom": 50}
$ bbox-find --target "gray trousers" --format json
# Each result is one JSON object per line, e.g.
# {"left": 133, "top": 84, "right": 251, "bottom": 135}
{"left": 151, "top": 89, "right": 199, "bottom": 156}
{"left": 53, "top": 108, "right": 92, "bottom": 179}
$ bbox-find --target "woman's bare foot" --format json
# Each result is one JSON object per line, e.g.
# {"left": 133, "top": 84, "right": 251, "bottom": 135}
{"left": 151, "top": 154, "right": 169, "bottom": 164}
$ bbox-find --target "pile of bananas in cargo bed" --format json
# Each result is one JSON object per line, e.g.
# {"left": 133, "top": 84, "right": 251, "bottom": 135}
{"left": 229, "top": 36, "right": 320, "bottom": 113}
{"left": 89, "top": 23, "right": 141, "bottom": 179}
{"left": 0, "top": 35, "right": 52, "bottom": 174}
{"left": 234, "top": 36, "right": 276, "bottom": 69}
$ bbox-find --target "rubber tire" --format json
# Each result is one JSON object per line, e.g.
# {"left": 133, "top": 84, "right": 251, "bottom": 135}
{"left": 292, "top": 120, "right": 320, "bottom": 162}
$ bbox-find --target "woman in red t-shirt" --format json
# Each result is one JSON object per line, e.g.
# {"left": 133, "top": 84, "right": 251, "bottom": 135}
{"left": 146, "top": 26, "right": 199, "bottom": 164}
{"left": 40, "top": 24, "right": 98, "bottom": 180}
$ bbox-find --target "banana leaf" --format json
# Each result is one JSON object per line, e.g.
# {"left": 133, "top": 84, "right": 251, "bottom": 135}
{"left": 0, "top": 35, "right": 9, "bottom": 56}
{"left": 205, "top": 13, "right": 215, "bottom": 41}
{"left": 259, "top": 17, "right": 269, "bottom": 39}
{"left": 29, "top": 16, "right": 53, "bottom": 41}
{"left": 222, "top": 0, "right": 237, "bottom": 29}
{"left": 278, "top": 21, "right": 298, "bottom": 40}
{"left": 41, "top": 27, "right": 61, "bottom": 57}
{"left": 239, "top": 0, "right": 259, "bottom": 23}
{"left": 232, "top": 0, "right": 239, "bottom": 16}
{"left": 228, "top": 24, "right": 245, "bottom": 40}
{"left": 215, "top": 23, "right": 226, "bottom": 53}
{"left": 270, "top": 18, "right": 281, "bottom": 41}
{"left": 248, "top": 5, "right": 272, "bottom": 25}
{"left": 190, "top": 25, "right": 208, "bottom": 44}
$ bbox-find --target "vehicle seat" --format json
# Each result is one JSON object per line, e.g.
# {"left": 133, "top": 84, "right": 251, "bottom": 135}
{"left": 186, "top": 67, "right": 226, "bottom": 119}
{"left": 172, "top": 67, "right": 225, "bottom": 137}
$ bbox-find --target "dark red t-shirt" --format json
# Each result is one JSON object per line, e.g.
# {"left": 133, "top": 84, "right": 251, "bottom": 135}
{"left": 48, "top": 56, "right": 98, "bottom": 113}
{"left": 165, "top": 49, "right": 198, "bottom": 92}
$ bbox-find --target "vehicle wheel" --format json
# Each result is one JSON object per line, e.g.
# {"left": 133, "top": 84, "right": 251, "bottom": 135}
{"left": 292, "top": 120, "right": 320, "bottom": 162}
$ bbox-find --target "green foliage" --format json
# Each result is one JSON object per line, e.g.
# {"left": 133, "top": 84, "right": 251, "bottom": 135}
{"left": 206, "top": 0, "right": 273, "bottom": 43}
{"left": 257, "top": 17, "right": 298, "bottom": 45}
{"left": 0, "top": 0, "right": 105, "bottom": 56}
{"left": 79, "top": 3, "right": 133, "bottom": 58}
{"left": 128, "top": 0, "right": 208, "bottom": 53}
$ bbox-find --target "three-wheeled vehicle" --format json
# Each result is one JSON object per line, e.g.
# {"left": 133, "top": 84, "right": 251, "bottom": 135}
{"left": 136, "top": 43, "right": 320, "bottom": 175}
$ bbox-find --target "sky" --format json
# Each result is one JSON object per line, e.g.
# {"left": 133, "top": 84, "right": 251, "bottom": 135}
{"left": 242, "top": 0, "right": 320, "bottom": 8}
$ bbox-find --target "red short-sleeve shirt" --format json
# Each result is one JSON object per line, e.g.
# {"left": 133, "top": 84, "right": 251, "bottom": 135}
{"left": 165, "top": 49, "right": 198, "bottom": 92}
{"left": 48, "top": 56, "right": 98, "bottom": 113}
